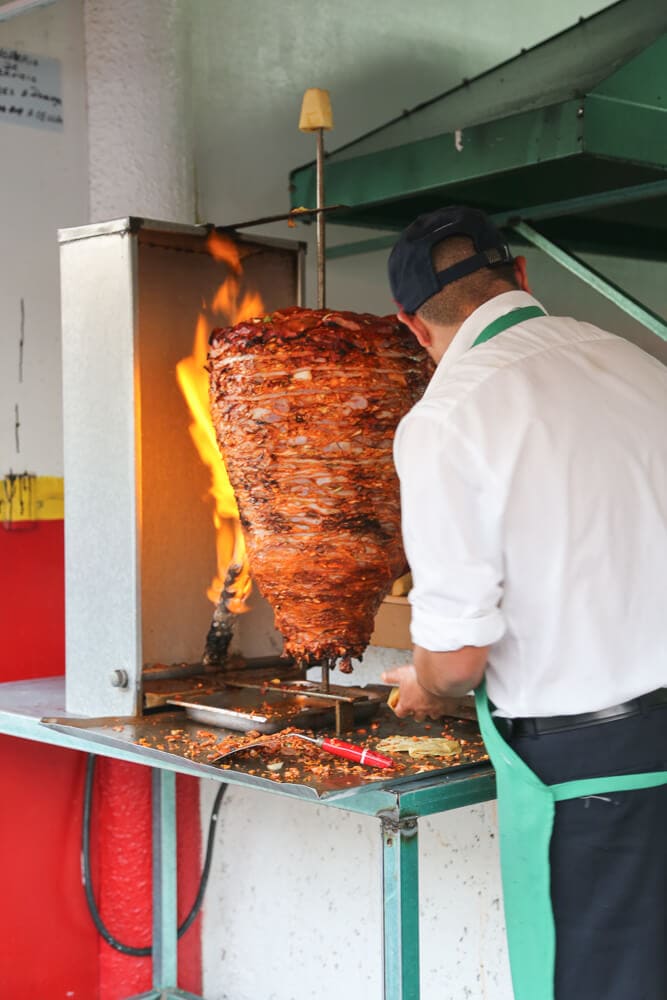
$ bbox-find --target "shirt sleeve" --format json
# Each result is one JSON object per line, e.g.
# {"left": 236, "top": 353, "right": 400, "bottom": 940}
{"left": 393, "top": 405, "right": 506, "bottom": 651}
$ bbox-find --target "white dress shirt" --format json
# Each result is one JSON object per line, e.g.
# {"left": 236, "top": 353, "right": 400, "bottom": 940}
{"left": 394, "top": 290, "right": 667, "bottom": 716}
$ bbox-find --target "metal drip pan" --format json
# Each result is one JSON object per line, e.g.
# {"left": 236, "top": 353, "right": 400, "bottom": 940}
{"left": 167, "top": 687, "right": 381, "bottom": 734}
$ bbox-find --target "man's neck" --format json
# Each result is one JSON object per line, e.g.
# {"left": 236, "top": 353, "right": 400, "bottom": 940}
{"left": 429, "top": 306, "right": 477, "bottom": 364}
{"left": 429, "top": 287, "right": 522, "bottom": 363}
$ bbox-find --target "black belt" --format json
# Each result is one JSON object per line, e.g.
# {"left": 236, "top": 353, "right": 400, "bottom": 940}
{"left": 510, "top": 687, "right": 667, "bottom": 738}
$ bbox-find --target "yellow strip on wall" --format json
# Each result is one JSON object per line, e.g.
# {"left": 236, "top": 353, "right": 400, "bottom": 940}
{"left": 0, "top": 475, "right": 64, "bottom": 522}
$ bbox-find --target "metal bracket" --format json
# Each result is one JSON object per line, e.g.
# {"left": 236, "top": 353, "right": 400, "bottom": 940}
{"left": 128, "top": 991, "right": 206, "bottom": 1000}
{"left": 334, "top": 699, "right": 355, "bottom": 734}
{"left": 379, "top": 811, "right": 419, "bottom": 838}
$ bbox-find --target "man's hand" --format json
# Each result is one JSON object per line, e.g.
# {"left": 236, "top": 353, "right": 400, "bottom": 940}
{"left": 382, "top": 645, "right": 489, "bottom": 721}
{"left": 381, "top": 664, "right": 454, "bottom": 722}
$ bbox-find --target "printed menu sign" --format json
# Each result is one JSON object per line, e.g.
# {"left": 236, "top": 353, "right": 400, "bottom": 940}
{"left": 0, "top": 47, "right": 63, "bottom": 130}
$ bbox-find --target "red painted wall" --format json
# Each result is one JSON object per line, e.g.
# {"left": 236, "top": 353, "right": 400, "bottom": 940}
{"left": 1, "top": 521, "right": 66, "bottom": 681}
{"left": 0, "top": 736, "right": 100, "bottom": 999}
{"left": 0, "top": 520, "right": 203, "bottom": 998}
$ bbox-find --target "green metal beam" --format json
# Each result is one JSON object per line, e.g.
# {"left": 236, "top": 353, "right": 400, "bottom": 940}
{"left": 394, "top": 769, "right": 497, "bottom": 818}
{"left": 382, "top": 816, "right": 421, "bottom": 1000}
{"left": 513, "top": 222, "right": 667, "bottom": 341}
{"left": 491, "top": 178, "right": 667, "bottom": 229}
{"left": 327, "top": 235, "right": 398, "bottom": 260}
{"left": 325, "top": 178, "right": 667, "bottom": 261}
{"left": 584, "top": 93, "right": 667, "bottom": 170}
{"left": 291, "top": 100, "right": 584, "bottom": 217}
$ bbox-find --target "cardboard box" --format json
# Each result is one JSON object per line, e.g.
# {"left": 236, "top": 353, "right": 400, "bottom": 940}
{"left": 370, "top": 596, "right": 411, "bottom": 649}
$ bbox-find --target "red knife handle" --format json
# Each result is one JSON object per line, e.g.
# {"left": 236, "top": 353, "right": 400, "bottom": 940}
{"left": 319, "top": 738, "right": 395, "bottom": 769}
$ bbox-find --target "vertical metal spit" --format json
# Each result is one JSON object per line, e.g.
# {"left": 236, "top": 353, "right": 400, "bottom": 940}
{"left": 299, "top": 88, "right": 334, "bottom": 690}
{"left": 299, "top": 87, "right": 334, "bottom": 310}
{"left": 315, "top": 126, "right": 326, "bottom": 309}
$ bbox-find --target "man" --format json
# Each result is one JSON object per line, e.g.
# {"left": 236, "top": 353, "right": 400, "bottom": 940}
{"left": 381, "top": 205, "right": 667, "bottom": 1000}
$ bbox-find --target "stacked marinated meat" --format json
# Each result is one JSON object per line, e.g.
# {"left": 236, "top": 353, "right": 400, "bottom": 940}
{"left": 208, "top": 307, "right": 431, "bottom": 672}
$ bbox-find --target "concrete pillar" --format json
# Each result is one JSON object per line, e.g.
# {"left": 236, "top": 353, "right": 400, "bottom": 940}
{"left": 83, "top": 0, "right": 195, "bottom": 222}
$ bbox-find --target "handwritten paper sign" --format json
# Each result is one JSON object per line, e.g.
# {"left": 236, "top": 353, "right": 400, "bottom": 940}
{"left": 0, "top": 47, "right": 63, "bottom": 131}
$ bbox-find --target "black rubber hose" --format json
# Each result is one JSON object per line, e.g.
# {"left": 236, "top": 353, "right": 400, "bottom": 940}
{"left": 82, "top": 753, "right": 227, "bottom": 955}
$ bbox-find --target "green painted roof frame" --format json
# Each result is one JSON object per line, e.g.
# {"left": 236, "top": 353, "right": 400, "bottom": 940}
{"left": 289, "top": 0, "right": 667, "bottom": 260}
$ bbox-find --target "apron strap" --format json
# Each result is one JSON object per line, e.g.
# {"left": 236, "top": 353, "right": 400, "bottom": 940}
{"left": 471, "top": 305, "right": 546, "bottom": 348}
{"left": 475, "top": 680, "right": 667, "bottom": 800}
{"left": 552, "top": 769, "right": 667, "bottom": 801}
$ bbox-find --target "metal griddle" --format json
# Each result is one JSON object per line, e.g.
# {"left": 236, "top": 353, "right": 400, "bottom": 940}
{"left": 43, "top": 653, "right": 488, "bottom": 798}
{"left": 42, "top": 702, "right": 489, "bottom": 801}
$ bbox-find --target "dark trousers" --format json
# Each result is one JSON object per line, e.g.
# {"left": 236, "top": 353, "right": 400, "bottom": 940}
{"left": 509, "top": 703, "right": 667, "bottom": 1000}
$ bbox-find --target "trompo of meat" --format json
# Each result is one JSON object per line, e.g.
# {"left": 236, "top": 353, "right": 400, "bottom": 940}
{"left": 207, "top": 306, "right": 432, "bottom": 672}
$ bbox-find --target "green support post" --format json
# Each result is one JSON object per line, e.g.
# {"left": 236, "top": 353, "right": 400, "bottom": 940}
{"left": 513, "top": 222, "right": 667, "bottom": 342}
{"left": 381, "top": 814, "right": 420, "bottom": 1000}
{"left": 152, "top": 768, "right": 178, "bottom": 990}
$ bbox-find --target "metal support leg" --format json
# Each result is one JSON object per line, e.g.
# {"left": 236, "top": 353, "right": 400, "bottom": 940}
{"left": 513, "top": 222, "right": 667, "bottom": 342}
{"left": 381, "top": 814, "right": 420, "bottom": 1000}
{"left": 153, "top": 767, "right": 178, "bottom": 989}
{"left": 128, "top": 768, "right": 205, "bottom": 1000}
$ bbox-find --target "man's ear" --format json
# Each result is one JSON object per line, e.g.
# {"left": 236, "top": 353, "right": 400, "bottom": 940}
{"left": 513, "top": 256, "right": 532, "bottom": 294}
{"left": 397, "top": 309, "right": 433, "bottom": 349}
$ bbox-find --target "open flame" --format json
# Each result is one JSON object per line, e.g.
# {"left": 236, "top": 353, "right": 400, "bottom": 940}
{"left": 176, "top": 231, "right": 265, "bottom": 613}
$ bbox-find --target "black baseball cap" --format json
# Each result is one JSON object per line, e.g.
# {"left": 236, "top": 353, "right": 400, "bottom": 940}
{"left": 388, "top": 205, "right": 513, "bottom": 314}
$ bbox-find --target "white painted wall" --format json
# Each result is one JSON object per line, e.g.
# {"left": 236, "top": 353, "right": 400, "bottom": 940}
{"left": 198, "top": 785, "right": 508, "bottom": 1000}
{"left": 0, "top": 0, "right": 196, "bottom": 479}
{"left": 0, "top": 0, "right": 87, "bottom": 477}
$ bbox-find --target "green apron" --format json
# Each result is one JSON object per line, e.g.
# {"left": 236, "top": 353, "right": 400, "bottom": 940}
{"left": 467, "top": 306, "right": 667, "bottom": 999}
{"left": 474, "top": 683, "right": 667, "bottom": 1000}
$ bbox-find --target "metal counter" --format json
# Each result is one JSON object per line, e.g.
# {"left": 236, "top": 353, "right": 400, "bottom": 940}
{"left": 0, "top": 676, "right": 496, "bottom": 1000}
